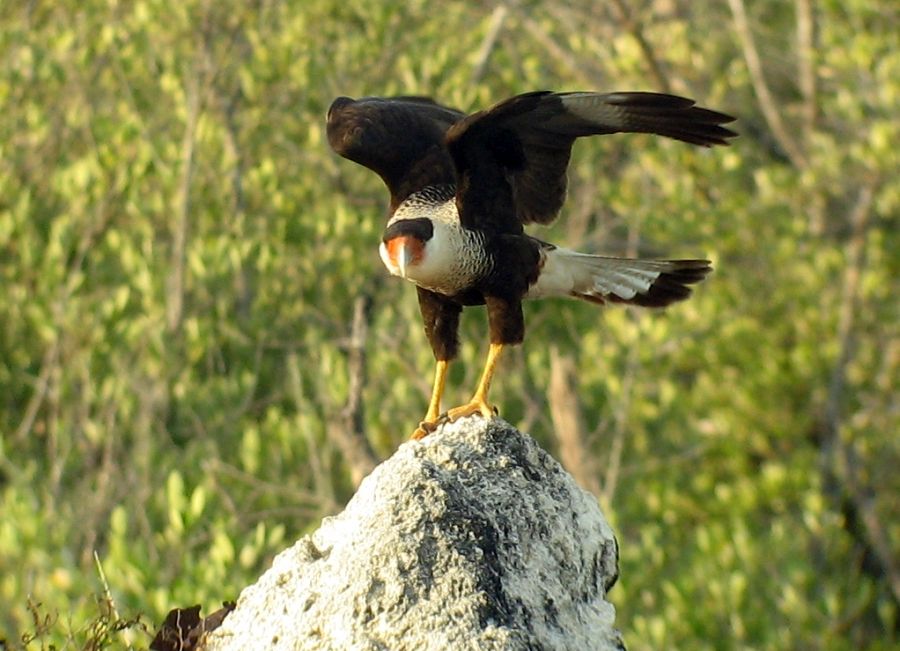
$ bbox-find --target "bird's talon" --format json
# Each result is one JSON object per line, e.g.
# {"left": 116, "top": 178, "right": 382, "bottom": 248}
{"left": 446, "top": 399, "right": 497, "bottom": 423}
{"left": 411, "top": 418, "right": 443, "bottom": 440}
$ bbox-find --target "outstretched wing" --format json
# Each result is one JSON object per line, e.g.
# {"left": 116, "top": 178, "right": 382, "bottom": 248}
{"left": 326, "top": 96, "right": 466, "bottom": 209}
{"left": 445, "top": 91, "right": 737, "bottom": 233}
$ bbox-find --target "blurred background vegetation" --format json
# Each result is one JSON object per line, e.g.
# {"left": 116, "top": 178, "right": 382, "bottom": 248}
{"left": 1, "top": 0, "right": 897, "bottom": 649}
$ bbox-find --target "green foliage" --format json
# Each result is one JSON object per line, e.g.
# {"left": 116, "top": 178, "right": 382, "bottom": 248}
{"left": 0, "top": 596, "right": 146, "bottom": 651}
{"left": 0, "top": 1, "right": 896, "bottom": 649}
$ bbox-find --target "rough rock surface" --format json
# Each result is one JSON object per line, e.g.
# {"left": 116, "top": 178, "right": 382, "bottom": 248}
{"left": 205, "top": 417, "right": 623, "bottom": 651}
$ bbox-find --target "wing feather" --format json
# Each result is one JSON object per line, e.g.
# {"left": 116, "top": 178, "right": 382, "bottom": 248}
{"left": 446, "top": 91, "right": 737, "bottom": 230}
{"left": 326, "top": 96, "right": 465, "bottom": 208}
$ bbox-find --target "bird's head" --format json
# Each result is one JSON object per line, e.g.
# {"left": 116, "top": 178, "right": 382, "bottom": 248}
{"left": 379, "top": 218, "right": 434, "bottom": 280}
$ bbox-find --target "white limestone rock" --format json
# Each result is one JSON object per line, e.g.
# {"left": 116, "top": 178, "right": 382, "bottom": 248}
{"left": 205, "top": 417, "right": 623, "bottom": 651}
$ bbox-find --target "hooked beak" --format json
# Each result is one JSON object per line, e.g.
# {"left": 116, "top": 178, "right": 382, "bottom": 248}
{"left": 382, "top": 235, "right": 421, "bottom": 279}
{"left": 397, "top": 240, "right": 411, "bottom": 278}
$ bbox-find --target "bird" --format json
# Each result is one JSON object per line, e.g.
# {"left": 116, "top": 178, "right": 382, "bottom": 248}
{"left": 326, "top": 90, "right": 736, "bottom": 439}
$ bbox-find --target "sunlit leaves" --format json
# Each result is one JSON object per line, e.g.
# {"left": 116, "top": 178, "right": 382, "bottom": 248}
{"left": 0, "top": 0, "right": 896, "bottom": 648}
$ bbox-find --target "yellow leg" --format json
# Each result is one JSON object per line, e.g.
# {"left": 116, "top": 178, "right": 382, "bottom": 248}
{"left": 411, "top": 360, "right": 449, "bottom": 440}
{"left": 446, "top": 343, "right": 504, "bottom": 422}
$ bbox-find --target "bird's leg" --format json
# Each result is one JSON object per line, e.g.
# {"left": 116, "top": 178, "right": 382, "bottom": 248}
{"left": 412, "top": 288, "right": 462, "bottom": 440}
{"left": 411, "top": 359, "right": 449, "bottom": 439}
{"left": 446, "top": 343, "right": 504, "bottom": 422}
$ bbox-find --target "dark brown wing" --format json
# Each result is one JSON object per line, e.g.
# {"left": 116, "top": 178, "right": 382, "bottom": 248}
{"left": 326, "top": 96, "right": 466, "bottom": 208}
{"left": 445, "top": 91, "right": 737, "bottom": 232}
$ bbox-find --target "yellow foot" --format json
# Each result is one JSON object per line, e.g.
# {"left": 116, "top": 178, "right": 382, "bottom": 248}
{"left": 411, "top": 420, "right": 436, "bottom": 440}
{"left": 411, "top": 417, "right": 449, "bottom": 440}
{"left": 446, "top": 399, "right": 498, "bottom": 423}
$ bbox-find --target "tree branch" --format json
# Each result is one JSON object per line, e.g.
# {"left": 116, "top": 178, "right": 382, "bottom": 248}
{"left": 728, "top": 0, "right": 808, "bottom": 168}
{"left": 608, "top": 0, "right": 671, "bottom": 93}
{"left": 286, "top": 349, "right": 335, "bottom": 507}
{"left": 327, "top": 295, "right": 379, "bottom": 488}
{"left": 600, "top": 336, "right": 640, "bottom": 509}
{"left": 514, "top": 9, "right": 605, "bottom": 89}
{"left": 595, "top": 211, "right": 644, "bottom": 507}
{"left": 470, "top": 4, "right": 508, "bottom": 84}
{"left": 13, "top": 340, "right": 58, "bottom": 444}
{"left": 166, "top": 75, "right": 200, "bottom": 334}
{"left": 548, "top": 347, "right": 601, "bottom": 496}
{"left": 794, "top": 0, "right": 825, "bottom": 234}
{"left": 795, "top": 0, "right": 817, "bottom": 136}
{"left": 818, "top": 181, "right": 900, "bottom": 608}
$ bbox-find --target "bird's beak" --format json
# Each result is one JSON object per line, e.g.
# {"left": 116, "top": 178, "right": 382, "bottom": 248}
{"left": 397, "top": 240, "right": 411, "bottom": 279}
{"left": 383, "top": 235, "right": 420, "bottom": 279}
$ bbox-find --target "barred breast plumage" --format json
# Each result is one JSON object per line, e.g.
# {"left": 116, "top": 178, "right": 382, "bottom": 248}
{"left": 384, "top": 186, "right": 493, "bottom": 296}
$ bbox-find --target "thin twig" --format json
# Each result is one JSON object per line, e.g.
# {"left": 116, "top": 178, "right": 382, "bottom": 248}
{"left": 14, "top": 342, "right": 59, "bottom": 443}
{"left": 795, "top": 0, "right": 817, "bottom": 135}
{"left": 609, "top": 0, "right": 671, "bottom": 93}
{"left": 326, "top": 296, "right": 379, "bottom": 487}
{"left": 205, "top": 457, "right": 339, "bottom": 512}
{"left": 515, "top": 11, "right": 603, "bottom": 89}
{"left": 94, "top": 550, "right": 120, "bottom": 622}
{"left": 728, "top": 0, "right": 808, "bottom": 168}
{"left": 548, "top": 347, "right": 601, "bottom": 496}
{"left": 471, "top": 4, "right": 508, "bottom": 84}
{"left": 601, "top": 335, "right": 639, "bottom": 508}
{"left": 825, "top": 186, "right": 873, "bottom": 431}
{"left": 820, "top": 181, "right": 900, "bottom": 607}
{"left": 794, "top": 0, "right": 824, "bottom": 234}
{"left": 601, "top": 211, "right": 643, "bottom": 507}
{"left": 286, "top": 349, "right": 333, "bottom": 505}
{"left": 166, "top": 73, "right": 201, "bottom": 334}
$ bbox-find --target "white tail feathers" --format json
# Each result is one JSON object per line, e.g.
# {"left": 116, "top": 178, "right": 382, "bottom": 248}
{"left": 525, "top": 246, "right": 710, "bottom": 307}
